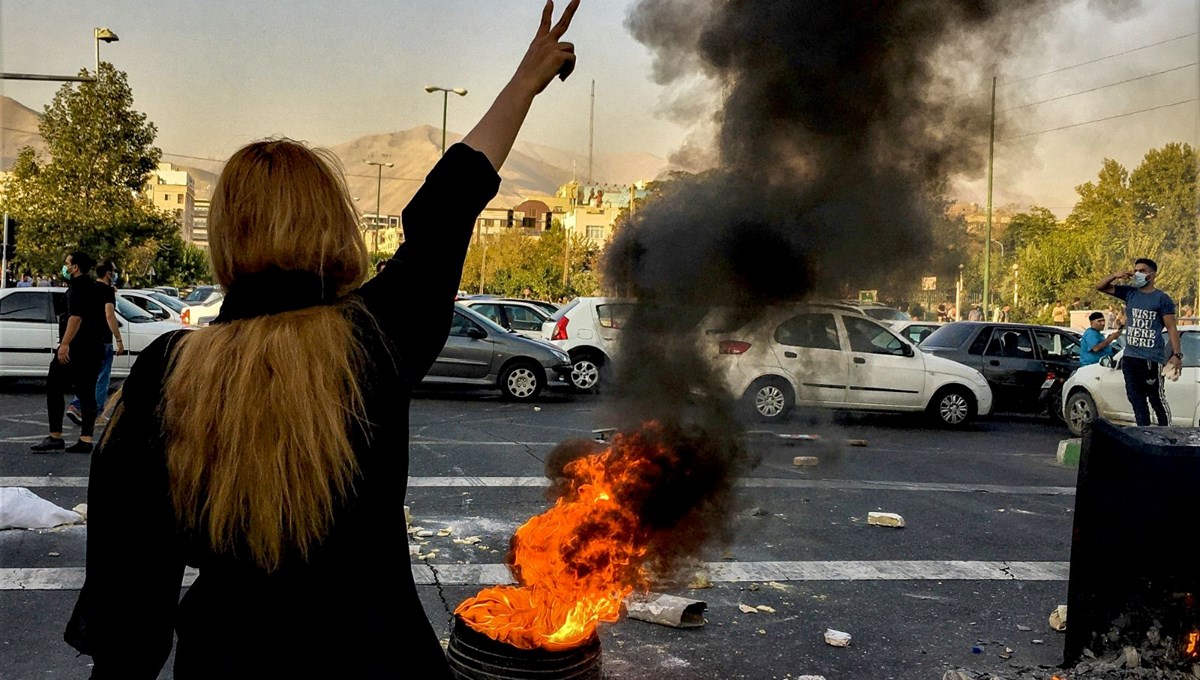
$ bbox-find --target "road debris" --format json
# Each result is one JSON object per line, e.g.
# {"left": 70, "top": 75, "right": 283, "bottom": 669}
{"left": 845, "top": 439, "right": 868, "bottom": 447}
{"left": 867, "top": 512, "right": 906, "bottom": 528}
{"left": 415, "top": 529, "right": 435, "bottom": 538}
{"left": 624, "top": 592, "right": 706, "bottom": 628}
{"left": 823, "top": 629, "right": 852, "bottom": 647}
{"left": 756, "top": 605, "right": 776, "bottom": 613}
{"left": 792, "top": 456, "right": 820, "bottom": 467}
{"left": 72, "top": 504, "right": 88, "bottom": 521}
{"left": 436, "top": 528, "right": 453, "bottom": 537}
{"left": 1049, "top": 604, "right": 1068, "bottom": 632}
{"left": 738, "top": 604, "right": 757, "bottom": 614}
{"left": 452, "top": 536, "right": 482, "bottom": 545}
{"left": 687, "top": 570, "right": 712, "bottom": 589}
{"left": 745, "top": 506, "right": 769, "bottom": 517}
{"left": 1017, "top": 624, "right": 1031, "bottom": 631}
{"left": 593, "top": 428, "right": 617, "bottom": 442}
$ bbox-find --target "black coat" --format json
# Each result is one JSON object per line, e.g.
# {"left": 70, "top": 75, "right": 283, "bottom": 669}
{"left": 66, "top": 144, "right": 499, "bottom": 679}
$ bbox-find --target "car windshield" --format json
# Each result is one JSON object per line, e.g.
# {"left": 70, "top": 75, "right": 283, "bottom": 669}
{"left": 922, "top": 323, "right": 977, "bottom": 349}
{"left": 148, "top": 292, "right": 187, "bottom": 313}
{"left": 115, "top": 295, "right": 155, "bottom": 323}
{"left": 184, "top": 287, "right": 213, "bottom": 302}
{"left": 863, "top": 306, "right": 910, "bottom": 321}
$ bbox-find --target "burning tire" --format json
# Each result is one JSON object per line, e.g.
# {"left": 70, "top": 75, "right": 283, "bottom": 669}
{"left": 500, "top": 361, "right": 544, "bottom": 401}
{"left": 928, "top": 385, "right": 975, "bottom": 428}
{"left": 446, "top": 615, "right": 602, "bottom": 680}
{"left": 745, "top": 377, "right": 793, "bottom": 422}
{"left": 569, "top": 352, "right": 603, "bottom": 393}
{"left": 1065, "top": 390, "right": 1096, "bottom": 437}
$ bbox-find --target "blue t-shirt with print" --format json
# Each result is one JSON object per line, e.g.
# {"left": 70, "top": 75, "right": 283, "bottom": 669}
{"left": 1110, "top": 285, "right": 1175, "bottom": 361}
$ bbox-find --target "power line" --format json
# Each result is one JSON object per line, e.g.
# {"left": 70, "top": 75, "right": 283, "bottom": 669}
{"left": 997, "top": 32, "right": 1197, "bottom": 89}
{"left": 998, "top": 62, "right": 1197, "bottom": 114}
{"left": 998, "top": 98, "right": 1198, "bottom": 141}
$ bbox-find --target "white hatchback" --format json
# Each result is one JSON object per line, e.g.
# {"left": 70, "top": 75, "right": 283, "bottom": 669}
{"left": 703, "top": 303, "right": 993, "bottom": 426}
{"left": 0, "top": 287, "right": 188, "bottom": 379}
{"left": 541, "top": 297, "right": 634, "bottom": 392}
{"left": 1061, "top": 329, "right": 1200, "bottom": 437}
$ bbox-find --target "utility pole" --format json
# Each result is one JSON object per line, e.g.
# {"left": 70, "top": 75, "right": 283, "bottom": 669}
{"left": 587, "top": 80, "right": 595, "bottom": 184}
{"left": 365, "top": 160, "right": 393, "bottom": 252}
{"left": 983, "top": 76, "right": 997, "bottom": 320}
{"left": 563, "top": 224, "right": 570, "bottom": 288}
{"left": 1, "top": 213, "right": 9, "bottom": 290}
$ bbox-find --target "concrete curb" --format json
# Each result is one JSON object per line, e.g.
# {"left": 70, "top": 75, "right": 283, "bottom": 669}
{"left": 1056, "top": 438, "right": 1081, "bottom": 467}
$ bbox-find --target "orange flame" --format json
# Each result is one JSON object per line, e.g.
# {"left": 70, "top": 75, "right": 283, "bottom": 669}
{"left": 455, "top": 427, "right": 677, "bottom": 651}
{"left": 1186, "top": 630, "right": 1199, "bottom": 658}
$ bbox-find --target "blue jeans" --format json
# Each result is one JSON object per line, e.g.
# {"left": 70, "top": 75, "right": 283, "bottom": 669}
{"left": 71, "top": 344, "right": 114, "bottom": 415}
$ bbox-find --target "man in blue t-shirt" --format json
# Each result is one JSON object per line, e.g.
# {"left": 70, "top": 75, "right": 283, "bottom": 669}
{"left": 1080, "top": 311, "right": 1121, "bottom": 367}
{"left": 1097, "top": 258, "right": 1182, "bottom": 426}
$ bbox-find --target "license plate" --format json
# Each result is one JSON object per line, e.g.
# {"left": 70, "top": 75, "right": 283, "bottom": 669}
{"left": 1041, "top": 379, "right": 1056, "bottom": 389}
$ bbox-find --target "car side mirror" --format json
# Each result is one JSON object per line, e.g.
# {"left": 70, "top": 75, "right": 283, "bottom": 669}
{"left": 466, "top": 327, "right": 487, "bottom": 340}
{"left": 903, "top": 344, "right": 915, "bottom": 358}
{"left": 153, "top": 309, "right": 169, "bottom": 320}
{"left": 1099, "top": 356, "right": 1115, "bottom": 369}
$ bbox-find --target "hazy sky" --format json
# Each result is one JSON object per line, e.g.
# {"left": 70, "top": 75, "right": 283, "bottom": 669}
{"left": 2, "top": 0, "right": 1198, "bottom": 214}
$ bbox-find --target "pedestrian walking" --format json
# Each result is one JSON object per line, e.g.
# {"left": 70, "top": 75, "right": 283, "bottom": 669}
{"left": 967, "top": 304, "right": 983, "bottom": 321}
{"left": 1080, "top": 311, "right": 1121, "bottom": 366}
{"left": 64, "top": 2, "right": 580, "bottom": 677}
{"left": 1097, "top": 258, "right": 1182, "bottom": 426}
{"left": 66, "top": 261, "right": 123, "bottom": 427}
{"left": 31, "top": 252, "right": 106, "bottom": 454}
{"left": 16, "top": 271, "right": 34, "bottom": 287}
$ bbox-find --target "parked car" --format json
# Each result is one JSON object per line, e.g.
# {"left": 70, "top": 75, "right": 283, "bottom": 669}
{"left": 702, "top": 302, "right": 993, "bottom": 427}
{"left": 920, "top": 321, "right": 1082, "bottom": 417}
{"left": 421, "top": 303, "right": 573, "bottom": 400}
{"left": 180, "top": 285, "right": 224, "bottom": 326}
{"left": 152, "top": 286, "right": 181, "bottom": 298}
{"left": 541, "top": 297, "right": 634, "bottom": 392}
{"left": 459, "top": 299, "right": 553, "bottom": 340}
{"left": 0, "top": 287, "right": 188, "bottom": 378}
{"left": 1061, "top": 329, "right": 1200, "bottom": 437}
{"left": 119, "top": 289, "right": 186, "bottom": 323}
{"left": 891, "top": 320, "right": 945, "bottom": 346}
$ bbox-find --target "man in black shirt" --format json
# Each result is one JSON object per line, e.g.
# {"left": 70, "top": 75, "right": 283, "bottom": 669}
{"left": 32, "top": 252, "right": 107, "bottom": 453}
{"left": 67, "top": 261, "right": 123, "bottom": 426}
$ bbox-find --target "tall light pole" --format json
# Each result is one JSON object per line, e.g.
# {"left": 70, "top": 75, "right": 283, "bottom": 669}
{"left": 94, "top": 27, "right": 119, "bottom": 74}
{"left": 364, "top": 160, "right": 393, "bottom": 253}
{"left": 424, "top": 85, "right": 468, "bottom": 156}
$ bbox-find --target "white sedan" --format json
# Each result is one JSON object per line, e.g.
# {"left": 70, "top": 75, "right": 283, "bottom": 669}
{"left": 1061, "top": 328, "right": 1200, "bottom": 436}
{"left": 703, "top": 303, "right": 993, "bottom": 427}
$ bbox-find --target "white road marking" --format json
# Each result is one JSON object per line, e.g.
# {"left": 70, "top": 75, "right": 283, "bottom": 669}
{"left": 0, "top": 475, "right": 1076, "bottom": 495}
{"left": 0, "top": 560, "right": 1068, "bottom": 590}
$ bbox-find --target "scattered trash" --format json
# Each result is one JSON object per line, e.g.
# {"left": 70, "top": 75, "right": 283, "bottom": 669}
{"left": 403, "top": 505, "right": 411, "bottom": 528}
{"left": 1049, "top": 604, "right": 1068, "bottom": 632}
{"left": 999, "top": 646, "right": 1014, "bottom": 659}
{"left": 533, "top": 407, "right": 542, "bottom": 412}
{"left": 971, "top": 645, "right": 983, "bottom": 654}
{"left": 592, "top": 428, "right": 617, "bottom": 442}
{"left": 72, "top": 504, "right": 88, "bottom": 521}
{"left": 415, "top": 530, "right": 435, "bottom": 538}
{"left": 624, "top": 592, "right": 706, "bottom": 628}
{"left": 779, "top": 433, "right": 821, "bottom": 441}
{"left": 867, "top": 512, "right": 906, "bottom": 528}
{"left": 1032, "top": 639, "right": 1044, "bottom": 645}
{"left": 823, "top": 629, "right": 852, "bottom": 647}
{"left": 792, "top": 456, "right": 820, "bottom": 467}
{"left": 0, "top": 488, "right": 83, "bottom": 530}
{"left": 1017, "top": 624, "right": 1031, "bottom": 631}
{"left": 1120, "top": 646, "right": 1140, "bottom": 669}
{"left": 408, "top": 544, "right": 422, "bottom": 557}
{"left": 845, "top": 439, "right": 868, "bottom": 447}
{"left": 47, "top": 552, "right": 60, "bottom": 557}
{"left": 942, "top": 672, "right": 972, "bottom": 680}
{"left": 687, "top": 570, "right": 712, "bottom": 589}
{"left": 757, "top": 628, "right": 767, "bottom": 635}
{"left": 745, "top": 506, "right": 769, "bottom": 517}
{"left": 452, "top": 536, "right": 482, "bottom": 545}
{"left": 755, "top": 605, "right": 776, "bottom": 613}
{"left": 738, "top": 604, "right": 757, "bottom": 614}
{"left": 436, "top": 528, "right": 452, "bottom": 537}
{"left": 795, "top": 676, "right": 827, "bottom": 680}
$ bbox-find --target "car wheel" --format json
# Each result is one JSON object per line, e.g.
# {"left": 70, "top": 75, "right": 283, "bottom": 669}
{"left": 928, "top": 386, "right": 975, "bottom": 428}
{"left": 569, "top": 353, "right": 602, "bottom": 392}
{"left": 744, "top": 378, "right": 794, "bottom": 422}
{"left": 1065, "top": 390, "right": 1096, "bottom": 438}
{"left": 500, "top": 362, "right": 544, "bottom": 401}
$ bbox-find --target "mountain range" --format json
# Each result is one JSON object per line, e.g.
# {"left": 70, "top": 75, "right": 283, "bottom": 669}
{"left": 1, "top": 96, "right": 670, "bottom": 215}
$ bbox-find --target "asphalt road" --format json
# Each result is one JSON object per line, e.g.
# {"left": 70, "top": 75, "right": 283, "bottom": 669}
{"left": 1, "top": 382, "right": 1080, "bottom": 680}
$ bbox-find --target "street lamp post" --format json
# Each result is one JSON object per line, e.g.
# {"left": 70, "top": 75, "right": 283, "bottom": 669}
{"left": 424, "top": 86, "right": 468, "bottom": 156}
{"left": 94, "top": 27, "right": 119, "bottom": 74}
{"left": 1012, "top": 263, "right": 1020, "bottom": 308}
{"left": 364, "top": 160, "right": 393, "bottom": 253}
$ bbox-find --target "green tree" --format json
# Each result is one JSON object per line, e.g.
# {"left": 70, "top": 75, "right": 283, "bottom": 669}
{"left": 460, "top": 223, "right": 600, "bottom": 300}
{"left": 1002, "top": 206, "right": 1058, "bottom": 253}
{"left": 0, "top": 63, "right": 191, "bottom": 282}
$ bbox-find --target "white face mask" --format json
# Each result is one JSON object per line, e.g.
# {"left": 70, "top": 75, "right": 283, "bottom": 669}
{"left": 1132, "top": 272, "right": 1150, "bottom": 288}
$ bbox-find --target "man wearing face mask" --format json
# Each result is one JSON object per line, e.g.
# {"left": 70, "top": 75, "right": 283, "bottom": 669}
{"left": 31, "top": 252, "right": 107, "bottom": 453}
{"left": 1097, "top": 258, "right": 1182, "bottom": 427}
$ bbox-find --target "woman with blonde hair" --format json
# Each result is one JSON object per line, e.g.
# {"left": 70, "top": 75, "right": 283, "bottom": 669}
{"left": 65, "top": 3, "right": 579, "bottom": 677}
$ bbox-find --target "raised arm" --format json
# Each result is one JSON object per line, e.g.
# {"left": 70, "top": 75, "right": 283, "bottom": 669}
{"left": 1097, "top": 270, "right": 1132, "bottom": 296}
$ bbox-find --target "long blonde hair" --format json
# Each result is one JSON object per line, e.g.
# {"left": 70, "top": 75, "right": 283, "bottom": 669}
{"left": 164, "top": 139, "right": 370, "bottom": 571}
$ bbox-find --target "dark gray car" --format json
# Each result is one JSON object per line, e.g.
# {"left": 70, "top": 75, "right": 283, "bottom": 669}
{"left": 423, "top": 304, "right": 573, "bottom": 400}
